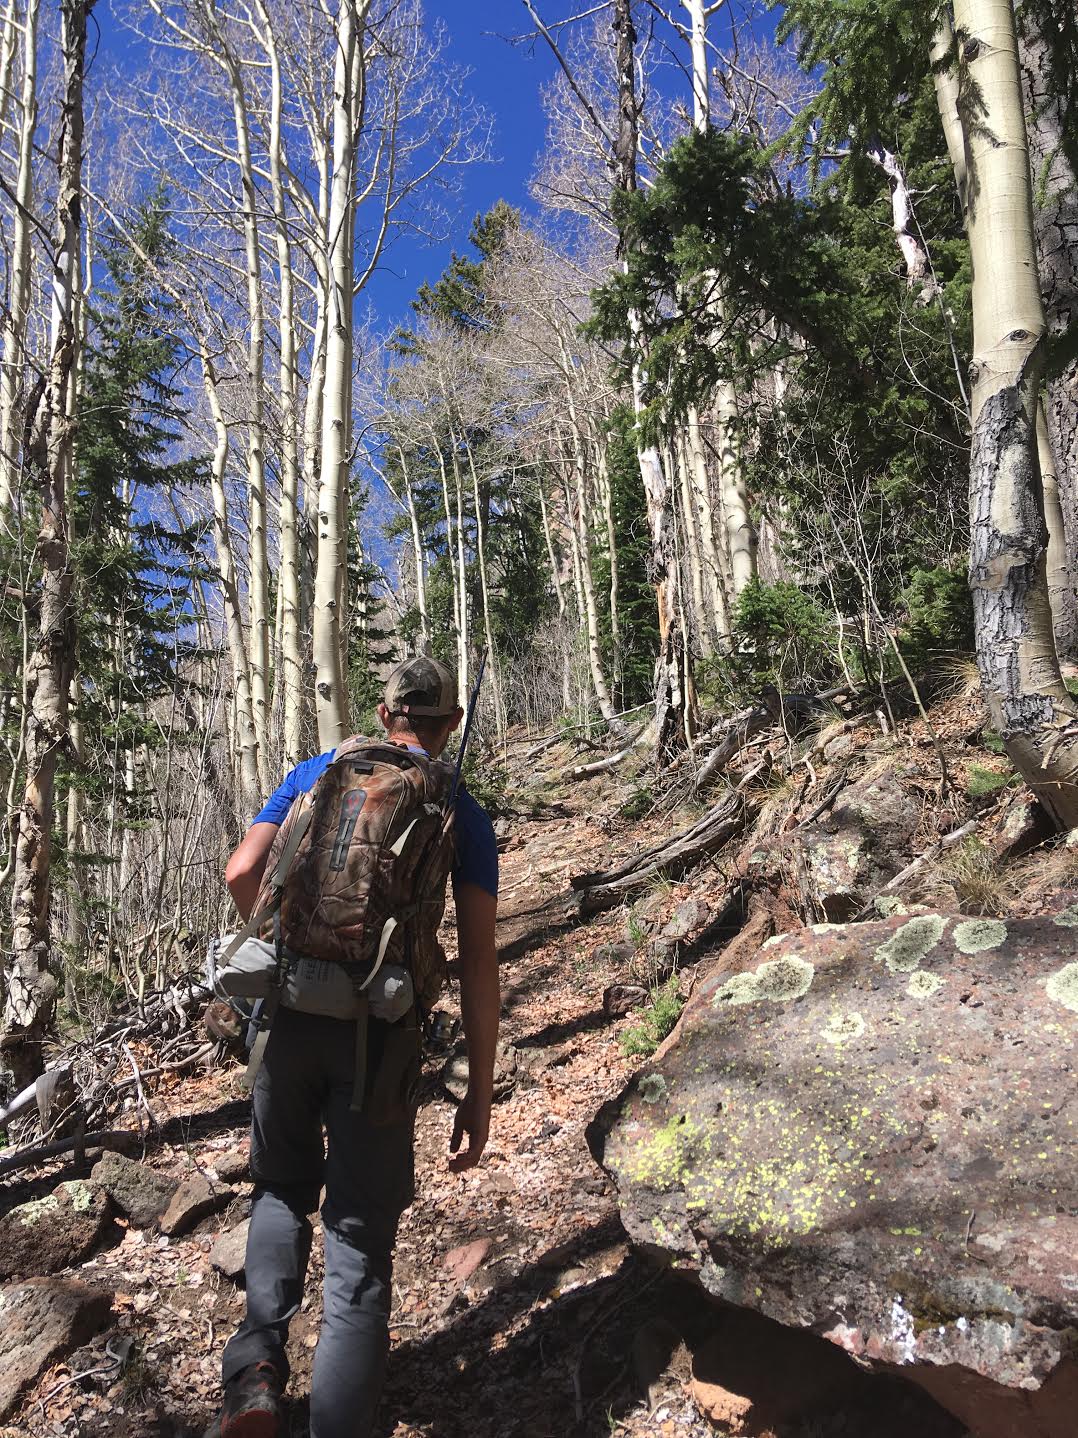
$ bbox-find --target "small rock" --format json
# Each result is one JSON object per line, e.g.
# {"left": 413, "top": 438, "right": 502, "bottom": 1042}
{"left": 661, "top": 898, "right": 700, "bottom": 941}
{"left": 591, "top": 941, "right": 635, "bottom": 966}
{"left": 994, "top": 793, "right": 1053, "bottom": 861}
{"left": 209, "top": 1220, "right": 250, "bottom": 1282}
{"left": 0, "top": 1180, "right": 112, "bottom": 1282}
{"left": 443, "top": 1238, "right": 491, "bottom": 1284}
{"left": 603, "top": 983, "right": 648, "bottom": 1018}
{"left": 493, "top": 817, "right": 512, "bottom": 842}
{"left": 0, "top": 1277, "right": 113, "bottom": 1420}
{"left": 91, "top": 1152, "right": 177, "bottom": 1229}
{"left": 442, "top": 1041, "right": 519, "bottom": 1104}
{"left": 158, "top": 1172, "right": 232, "bottom": 1237}
{"left": 689, "top": 1374, "right": 755, "bottom": 1433}
{"left": 212, "top": 1150, "right": 250, "bottom": 1184}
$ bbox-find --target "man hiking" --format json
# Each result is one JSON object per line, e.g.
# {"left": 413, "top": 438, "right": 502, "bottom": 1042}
{"left": 210, "top": 657, "right": 499, "bottom": 1438}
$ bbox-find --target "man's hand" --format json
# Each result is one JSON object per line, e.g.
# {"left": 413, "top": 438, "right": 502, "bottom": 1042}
{"left": 448, "top": 1087, "right": 491, "bottom": 1171}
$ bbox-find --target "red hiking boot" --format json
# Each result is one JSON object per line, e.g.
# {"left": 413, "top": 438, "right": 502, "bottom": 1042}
{"left": 219, "top": 1361, "right": 284, "bottom": 1438}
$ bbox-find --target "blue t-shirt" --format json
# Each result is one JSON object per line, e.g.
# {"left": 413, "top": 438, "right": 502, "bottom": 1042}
{"left": 253, "top": 746, "right": 498, "bottom": 900}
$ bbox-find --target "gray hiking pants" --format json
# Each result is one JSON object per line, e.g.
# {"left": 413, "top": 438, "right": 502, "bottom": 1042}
{"left": 222, "top": 1006, "right": 416, "bottom": 1438}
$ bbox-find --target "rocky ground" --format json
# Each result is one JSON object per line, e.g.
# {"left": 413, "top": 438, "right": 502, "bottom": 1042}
{"left": 1, "top": 684, "right": 1075, "bottom": 1437}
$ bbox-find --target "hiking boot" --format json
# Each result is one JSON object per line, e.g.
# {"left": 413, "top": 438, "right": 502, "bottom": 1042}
{"left": 219, "top": 1361, "right": 284, "bottom": 1438}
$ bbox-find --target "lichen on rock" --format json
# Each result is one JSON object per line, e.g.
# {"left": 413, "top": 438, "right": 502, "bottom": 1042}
{"left": 1045, "top": 962, "right": 1078, "bottom": 1014}
{"left": 712, "top": 954, "right": 815, "bottom": 1007}
{"left": 820, "top": 1011, "right": 865, "bottom": 1043}
{"left": 874, "top": 916, "right": 947, "bottom": 973}
{"left": 907, "top": 970, "right": 943, "bottom": 999}
{"left": 953, "top": 919, "right": 1007, "bottom": 954}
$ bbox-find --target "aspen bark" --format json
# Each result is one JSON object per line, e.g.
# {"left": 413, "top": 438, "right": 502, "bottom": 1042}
{"left": 686, "top": 405, "right": 729, "bottom": 642}
{"left": 952, "top": 0, "right": 1078, "bottom": 826}
{"left": 394, "top": 445, "right": 429, "bottom": 642}
{"left": 200, "top": 342, "right": 261, "bottom": 819}
{"left": 258, "top": 1, "right": 305, "bottom": 763}
{"left": 566, "top": 415, "right": 618, "bottom": 723}
{"left": 1016, "top": 0, "right": 1078, "bottom": 657}
{"left": 3, "top": 0, "right": 92, "bottom": 1088}
{"left": 462, "top": 433, "right": 506, "bottom": 737}
{"left": 433, "top": 439, "right": 466, "bottom": 698}
{"left": 212, "top": 19, "right": 271, "bottom": 785}
{"left": 313, "top": 0, "right": 367, "bottom": 748}
{"left": 0, "top": 0, "right": 40, "bottom": 517}
{"left": 715, "top": 369, "right": 755, "bottom": 598}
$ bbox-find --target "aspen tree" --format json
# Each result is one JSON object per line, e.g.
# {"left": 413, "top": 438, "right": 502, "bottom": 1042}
{"left": 313, "top": 0, "right": 368, "bottom": 747}
{"left": 951, "top": 0, "right": 1078, "bottom": 825}
{"left": 1016, "top": 0, "right": 1078, "bottom": 657}
{"left": 0, "top": 0, "right": 40, "bottom": 517}
{"left": 256, "top": 0, "right": 306, "bottom": 762}
{"left": 4, "top": 0, "right": 93, "bottom": 1087}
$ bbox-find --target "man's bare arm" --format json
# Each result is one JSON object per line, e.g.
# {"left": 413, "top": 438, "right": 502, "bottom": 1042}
{"left": 450, "top": 881, "right": 499, "bottom": 1171}
{"left": 224, "top": 822, "right": 279, "bottom": 921}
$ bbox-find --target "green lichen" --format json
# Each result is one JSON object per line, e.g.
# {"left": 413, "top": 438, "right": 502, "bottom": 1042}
{"left": 62, "top": 1180, "right": 93, "bottom": 1213}
{"left": 1045, "top": 962, "right": 1078, "bottom": 1014}
{"left": 638, "top": 1073, "right": 668, "bottom": 1105}
{"left": 712, "top": 955, "right": 815, "bottom": 1007}
{"left": 873, "top": 897, "right": 909, "bottom": 918}
{"left": 875, "top": 916, "right": 947, "bottom": 973}
{"left": 953, "top": 919, "right": 1007, "bottom": 954}
{"left": 907, "top": 970, "right": 943, "bottom": 999}
{"left": 820, "top": 1011, "right": 865, "bottom": 1044}
{"left": 17, "top": 1194, "right": 59, "bottom": 1226}
{"left": 1052, "top": 903, "right": 1078, "bottom": 928}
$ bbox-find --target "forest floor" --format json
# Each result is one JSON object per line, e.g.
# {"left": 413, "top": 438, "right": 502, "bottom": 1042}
{"left": 4, "top": 681, "right": 1075, "bottom": 1438}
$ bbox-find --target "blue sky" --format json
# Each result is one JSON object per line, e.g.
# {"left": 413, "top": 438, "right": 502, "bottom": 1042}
{"left": 96, "top": 0, "right": 558, "bottom": 329}
{"left": 367, "top": 0, "right": 560, "bottom": 322}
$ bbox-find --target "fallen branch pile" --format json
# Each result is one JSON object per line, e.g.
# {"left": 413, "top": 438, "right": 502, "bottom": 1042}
{"left": 0, "top": 975, "right": 216, "bottom": 1178}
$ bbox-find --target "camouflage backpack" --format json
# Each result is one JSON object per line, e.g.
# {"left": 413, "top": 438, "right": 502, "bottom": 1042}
{"left": 247, "top": 736, "right": 457, "bottom": 1112}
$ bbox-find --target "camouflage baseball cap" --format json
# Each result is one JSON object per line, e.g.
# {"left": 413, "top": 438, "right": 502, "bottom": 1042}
{"left": 384, "top": 656, "right": 459, "bottom": 717}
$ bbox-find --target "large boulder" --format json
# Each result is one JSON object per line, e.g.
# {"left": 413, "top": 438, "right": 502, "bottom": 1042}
{"left": 0, "top": 1277, "right": 113, "bottom": 1420}
{"left": 591, "top": 910, "right": 1078, "bottom": 1438}
{"left": 91, "top": 1151, "right": 177, "bottom": 1229}
{"left": 0, "top": 1180, "right": 112, "bottom": 1281}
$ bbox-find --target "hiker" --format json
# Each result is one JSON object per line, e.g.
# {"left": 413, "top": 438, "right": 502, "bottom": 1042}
{"left": 210, "top": 657, "right": 499, "bottom": 1438}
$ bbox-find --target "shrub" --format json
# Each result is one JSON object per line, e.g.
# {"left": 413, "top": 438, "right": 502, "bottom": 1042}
{"left": 899, "top": 564, "right": 974, "bottom": 664}
{"left": 619, "top": 977, "right": 685, "bottom": 1058}
{"left": 699, "top": 579, "right": 835, "bottom": 708}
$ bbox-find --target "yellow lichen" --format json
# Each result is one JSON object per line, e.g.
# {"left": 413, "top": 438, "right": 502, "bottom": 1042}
{"left": 712, "top": 955, "right": 815, "bottom": 1007}
{"left": 907, "top": 970, "right": 943, "bottom": 999}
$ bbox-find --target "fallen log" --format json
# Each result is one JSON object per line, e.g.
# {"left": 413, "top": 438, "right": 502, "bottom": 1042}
{"left": 571, "top": 790, "right": 755, "bottom": 915}
{"left": 0, "top": 1129, "right": 138, "bottom": 1181}
{"left": 694, "top": 708, "right": 772, "bottom": 792}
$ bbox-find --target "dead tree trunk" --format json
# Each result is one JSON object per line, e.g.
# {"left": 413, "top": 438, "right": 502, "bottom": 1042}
{"left": 3, "top": 0, "right": 94, "bottom": 1089}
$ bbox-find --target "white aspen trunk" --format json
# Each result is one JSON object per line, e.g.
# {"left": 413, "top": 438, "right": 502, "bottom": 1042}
{"left": 395, "top": 446, "right": 428, "bottom": 642}
{"left": 538, "top": 475, "right": 573, "bottom": 713}
{"left": 200, "top": 342, "right": 261, "bottom": 818}
{"left": 683, "top": 0, "right": 711, "bottom": 130}
{"left": 462, "top": 433, "right": 506, "bottom": 736}
{"left": 434, "top": 440, "right": 465, "bottom": 698}
{"left": 686, "top": 404, "right": 729, "bottom": 642}
{"left": 259, "top": 1, "right": 305, "bottom": 764}
{"left": 0, "top": 0, "right": 39, "bottom": 517}
{"left": 449, "top": 442, "right": 471, "bottom": 699}
{"left": 1037, "top": 399, "right": 1077, "bottom": 659}
{"left": 931, "top": 14, "right": 970, "bottom": 221}
{"left": 313, "top": 0, "right": 367, "bottom": 749}
{"left": 1017, "top": 1, "right": 1078, "bottom": 658}
{"left": 715, "top": 362, "right": 755, "bottom": 597}
{"left": 596, "top": 440, "right": 621, "bottom": 663}
{"left": 566, "top": 418, "right": 618, "bottom": 723}
{"left": 0, "top": 0, "right": 18, "bottom": 125}
{"left": 676, "top": 429, "right": 711, "bottom": 657}
{"left": 952, "top": 0, "right": 1078, "bottom": 828}
{"left": 4, "top": 0, "right": 90, "bottom": 1088}
{"left": 216, "top": 31, "right": 271, "bottom": 786}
